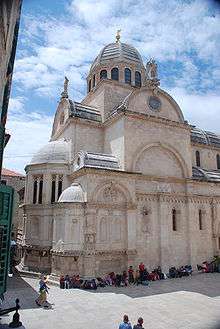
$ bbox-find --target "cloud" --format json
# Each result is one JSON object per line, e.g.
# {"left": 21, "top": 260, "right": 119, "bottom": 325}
{"left": 170, "top": 87, "right": 220, "bottom": 133}
{"left": 13, "top": 0, "right": 220, "bottom": 99}
{"left": 3, "top": 97, "right": 53, "bottom": 173}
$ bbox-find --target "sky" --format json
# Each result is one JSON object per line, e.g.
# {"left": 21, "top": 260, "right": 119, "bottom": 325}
{"left": 3, "top": 0, "right": 220, "bottom": 173}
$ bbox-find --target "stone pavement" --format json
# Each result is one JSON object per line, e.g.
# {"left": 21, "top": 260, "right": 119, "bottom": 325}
{"left": 0, "top": 273, "right": 220, "bottom": 329}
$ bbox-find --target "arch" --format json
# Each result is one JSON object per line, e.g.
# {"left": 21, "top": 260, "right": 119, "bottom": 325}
{"left": 111, "top": 67, "right": 119, "bottom": 81}
{"left": 124, "top": 68, "right": 131, "bottom": 84}
{"left": 126, "top": 86, "right": 185, "bottom": 123}
{"left": 100, "top": 69, "right": 107, "bottom": 80}
{"left": 196, "top": 150, "right": 201, "bottom": 167}
{"left": 132, "top": 142, "right": 190, "bottom": 178}
{"left": 217, "top": 154, "right": 220, "bottom": 170}
{"left": 91, "top": 180, "right": 133, "bottom": 205}
{"left": 135, "top": 71, "right": 141, "bottom": 87}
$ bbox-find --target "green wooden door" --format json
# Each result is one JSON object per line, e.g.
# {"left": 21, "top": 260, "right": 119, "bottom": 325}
{"left": 0, "top": 184, "right": 14, "bottom": 295}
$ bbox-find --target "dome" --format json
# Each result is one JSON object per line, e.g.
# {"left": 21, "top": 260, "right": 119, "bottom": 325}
{"left": 90, "top": 42, "right": 144, "bottom": 71}
{"left": 30, "top": 140, "right": 70, "bottom": 165}
{"left": 58, "top": 183, "right": 85, "bottom": 203}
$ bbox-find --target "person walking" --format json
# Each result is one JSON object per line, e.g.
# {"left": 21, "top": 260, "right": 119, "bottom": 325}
{"left": 35, "top": 275, "right": 50, "bottom": 308}
{"left": 119, "top": 314, "right": 132, "bottom": 329}
{"left": 133, "top": 317, "right": 144, "bottom": 329}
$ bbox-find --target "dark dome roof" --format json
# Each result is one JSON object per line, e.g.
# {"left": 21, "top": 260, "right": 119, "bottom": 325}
{"left": 191, "top": 127, "right": 220, "bottom": 148}
{"left": 90, "top": 42, "right": 144, "bottom": 71}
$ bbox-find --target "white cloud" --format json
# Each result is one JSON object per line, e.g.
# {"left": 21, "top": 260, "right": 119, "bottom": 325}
{"left": 3, "top": 98, "right": 53, "bottom": 173}
{"left": 13, "top": 0, "right": 220, "bottom": 99}
{"left": 170, "top": 87, "right": 220, "bottom": 134}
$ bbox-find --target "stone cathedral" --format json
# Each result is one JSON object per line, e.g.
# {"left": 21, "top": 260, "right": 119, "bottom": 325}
{"left": 22, "top": 33, "right": 220, "bottom": 277}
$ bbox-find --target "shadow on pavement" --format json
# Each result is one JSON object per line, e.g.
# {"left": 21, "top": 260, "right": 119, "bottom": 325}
{"left": 3, "top": 273, "right": 39, "bottom": 310}
{"left": 88, "top": 273, "right": 220, "bottom": 298}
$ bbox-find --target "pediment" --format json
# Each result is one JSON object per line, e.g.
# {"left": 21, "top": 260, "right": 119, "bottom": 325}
{"left": 126, "top": 87, "right": 184, "bottom": 123}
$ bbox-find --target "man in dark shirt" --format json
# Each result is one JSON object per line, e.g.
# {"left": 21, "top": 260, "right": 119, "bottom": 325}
{"left": 133, "top": 317, "right": 144, "bottom": 329}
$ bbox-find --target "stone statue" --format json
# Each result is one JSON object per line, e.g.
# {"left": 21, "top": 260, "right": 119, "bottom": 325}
{"left": 146, "top": 58, "right": 158, "bottom": 80}
{"left": 64, "top": 76, "right": 69, "bottom": 93}
{"left": 61, "top": 76, "right": 69, "bottom": 98}
{"left": 116, "top": 29, "right": 121, "bottom": 43}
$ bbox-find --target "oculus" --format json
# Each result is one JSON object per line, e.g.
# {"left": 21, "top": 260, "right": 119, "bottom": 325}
{"left": 148, "top": 96, "right": 161, "bottom": 111}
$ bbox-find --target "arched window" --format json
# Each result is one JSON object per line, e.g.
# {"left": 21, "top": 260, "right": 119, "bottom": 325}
{"left": 100, "top": 70, "right": 107, "bottom": 80}
{"left": 199, "top": 209, "right": 203, "bottom": 230}
{"left": 124, "top": 68, "right": 131, "bottom": 84}
{"left": 111, "top": 67, "right": 119, "bottom": 81}
{"left": 135, "top": 71, "right": 141, "bottom": 87}
{"left": 92, "top": 75, "right": 96, "bottom": 87}
{"left": 38, "top": 178, "right": 43, "bottom": 204}
{"left": 217, "top": 154, "right": 220, "bottom": 169}
{"left": 172, "top": 209, "right": 177, "bottom": 231}
{"left": 196, "top": 150, "right": 200, "bottom": 167}
{"left": 88, "top": 79, "right": 91, "bottom": 92}
{"left": 33, "top": 179, "right": 37, "bottom": 204}
{"left": 51, "top": 175, "right": 56, "bottom": 204}
{"left": 57, "top": 175, "right": 63, "bottom": 199}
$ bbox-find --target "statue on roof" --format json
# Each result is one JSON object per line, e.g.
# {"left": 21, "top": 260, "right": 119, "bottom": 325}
{"left": 61, "top": 76, "right": 69, "bottom": 98}
{"left": 146, "top": 58, "right": 158, "bottom": 80}
{"left": 145, "top": 58, "right": 160, "bottom": 92}
{"left": 116, "top": 29, "right": 121, "bottom": 43}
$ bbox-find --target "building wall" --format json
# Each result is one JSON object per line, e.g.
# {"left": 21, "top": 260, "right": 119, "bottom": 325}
{"left": 192, "top": 144, "right": 220, "bottom": 170}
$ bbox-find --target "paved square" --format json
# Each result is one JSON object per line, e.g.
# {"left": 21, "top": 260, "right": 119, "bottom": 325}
{"left": 1, "top": 273, "right": 220, "bottom": 329}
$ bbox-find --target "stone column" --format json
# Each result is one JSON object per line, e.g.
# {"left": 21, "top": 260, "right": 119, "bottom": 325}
{"left": 158, "top": 195, "right": 171, "bottom": 272}
{"left": 43, "top": 173, "right": 51, "bottom": 204}
{"left": 127, "top": 208, "right": 137, "bottom": 265}
{"left": 187, "top": 199, "right": 198, "bottom": 267}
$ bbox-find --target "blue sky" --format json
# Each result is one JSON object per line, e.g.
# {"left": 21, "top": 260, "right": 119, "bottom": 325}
{"left": 4, "top": 0, "right": 220, "bottom": 173}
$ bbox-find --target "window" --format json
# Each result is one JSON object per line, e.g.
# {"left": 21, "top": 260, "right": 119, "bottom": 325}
{"left": 124, "top": 68, "right": 131, "bottom": 84}
{"left": 51, "top": 180, "right": 56, "bottom": 204}
{"left": 172, "top": 209, "right": 177, "bottom": 231}
{"left": 217, "top": 154, "right": 220, "bottom": 169}
{"left": 135, "top": 71, "right": 141, "bottom": 87}
{"left": 111, "top": 67, "right": 119, "bottom": 81}
{"left": 100, "top": 70, "right": 107, "bottom": 80}
{"left": 33, "top": 180, "right": 37, "bottom": 204}
{"left": 88, "top": 79, "right": 91, "bottom": 92}
{"left": 199, "top": 209, "right": 203, "bottom": 230}
{"left": 51, "top": 174, "right": 63, "bottom": 203}
{"left": 38, "top": 178, "right": 43, "bottom": 204}
{"left": 196, "top": 150, "right": 200, "bottom": 167}
{"left": 92, "top": 75, "right": 96, "bottom": 87}
{"left": 57, "top": 176, "right": 63, "bottom": 199}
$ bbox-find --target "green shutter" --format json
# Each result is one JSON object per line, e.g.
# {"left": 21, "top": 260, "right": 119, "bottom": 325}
{"left": 0, "top": 184, "right": 14, "bottom": 295}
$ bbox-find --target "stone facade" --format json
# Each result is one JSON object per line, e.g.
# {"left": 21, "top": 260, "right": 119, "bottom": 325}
{"left": 22, "top": 38, "right": 220, "bottom": 276}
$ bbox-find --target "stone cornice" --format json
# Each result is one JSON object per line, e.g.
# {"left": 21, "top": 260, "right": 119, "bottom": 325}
{"left": 191, "top": 142, "right": 220, "bottom": 151}
{"left": 103, "top": 108, "right": 190, "bottom": 131}
{"left": 137, "top": 193, "right": 220, "bottom": 204}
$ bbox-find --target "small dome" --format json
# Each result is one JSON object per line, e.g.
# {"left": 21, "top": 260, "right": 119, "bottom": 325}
{"left": 58, "top": 183, "right": 85, "bottom": 203}
{"left": 30, "top": 140, "right": 70, "bottom": 165}
{"left": 90, "top": 42, "right": 144, "bottom": 71}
